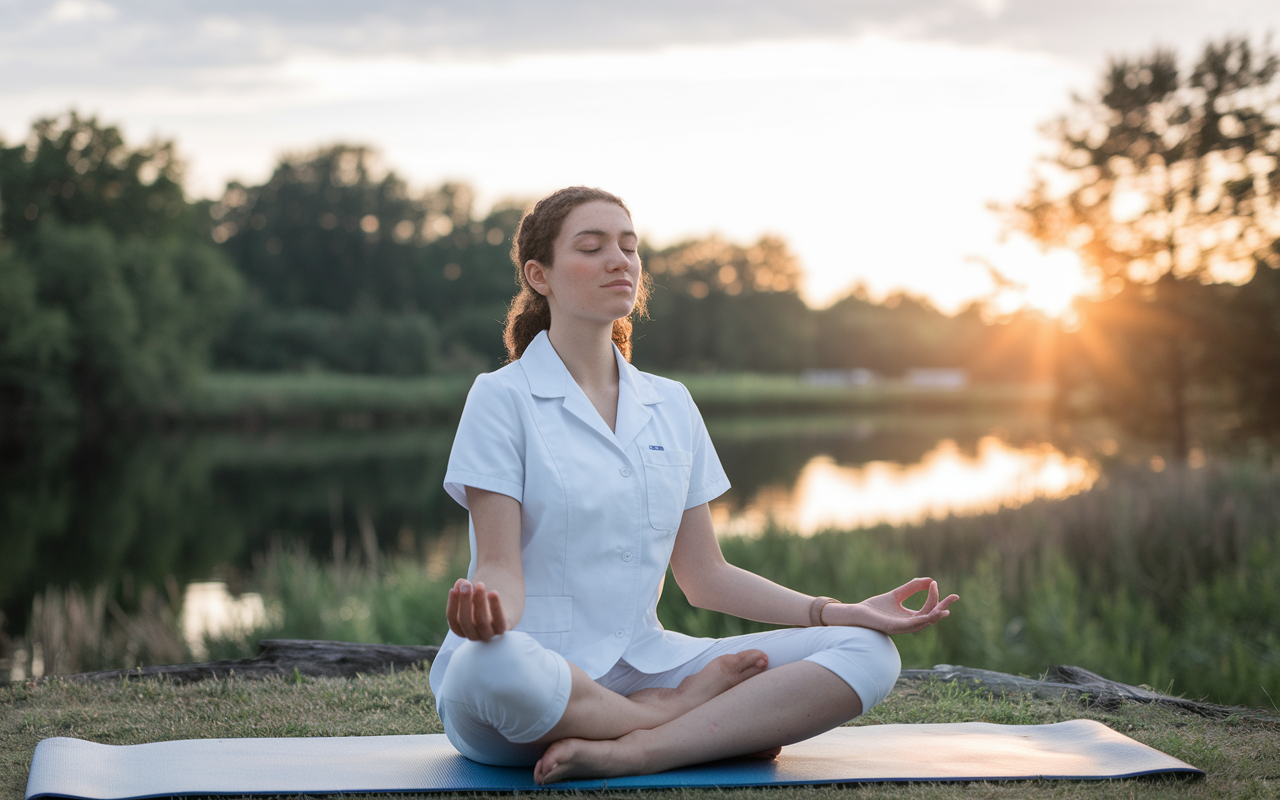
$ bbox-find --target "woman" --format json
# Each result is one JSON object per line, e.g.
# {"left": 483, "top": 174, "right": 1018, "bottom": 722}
{"left": 429, "top": 187, "right": 958, "bottom": 784}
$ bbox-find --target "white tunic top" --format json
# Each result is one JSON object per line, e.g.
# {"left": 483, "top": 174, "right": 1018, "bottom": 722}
{"left": 428, "top": 330, "right": 731, "bottom": 695}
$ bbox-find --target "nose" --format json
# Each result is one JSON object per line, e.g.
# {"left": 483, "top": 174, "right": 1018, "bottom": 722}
{"left": 605, "top": 243, "right": 631, "bottom": 271}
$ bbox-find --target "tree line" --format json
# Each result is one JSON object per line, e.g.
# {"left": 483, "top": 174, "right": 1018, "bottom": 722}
{"left": 0, "top": 121, "right": 1054, "bottom": 421}
{"left": 1, "top": 34, "right": 1278, "bottom": 457}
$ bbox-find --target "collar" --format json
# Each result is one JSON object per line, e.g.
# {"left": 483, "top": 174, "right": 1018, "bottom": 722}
{"left": 519, "top": 330, "right": 662, "bottom": 451}
{"left": 520, "top": 330, "right": 661, "bottom": 404}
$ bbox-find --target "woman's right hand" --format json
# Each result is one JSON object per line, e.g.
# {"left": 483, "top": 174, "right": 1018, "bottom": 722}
{"left": 446, "top": 579, "right": 509, "bottom": 641}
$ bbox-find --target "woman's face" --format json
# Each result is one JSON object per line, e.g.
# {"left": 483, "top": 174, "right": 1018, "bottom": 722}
{"left": 528, "top": 200, "right": 641, "bottom": 326}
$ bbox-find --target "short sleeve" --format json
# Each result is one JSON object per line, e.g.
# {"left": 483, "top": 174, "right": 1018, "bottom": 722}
{"left": 681, "top": 385, "right": 731, "bottom": 509}
{"left": 442, "top": 373, "right": 526, "bottom": 509}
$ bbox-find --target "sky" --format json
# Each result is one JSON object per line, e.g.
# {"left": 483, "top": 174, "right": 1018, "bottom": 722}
{"left": 3, "top": 1, "right": 1278, "bottom": 312}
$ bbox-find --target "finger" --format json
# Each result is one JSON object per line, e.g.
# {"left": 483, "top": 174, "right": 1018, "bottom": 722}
{"left": 472, "top": 581, "right": 494, "bottom": 640}
{"left": 488, "top": 590, "right": 508, "bottom": 635}
{"left": 892, "top": 577, "right": 933, "bottom": 605}
{"left": 446, "top": 582, "right": 465, "bottom": 637}
{"left": 920, "top": 595, "right": 959, "bottom": 626}
{"left": 919, "top": 580, "right": 940, "bottom": 614}
{"left": 457, "top": 580, "right": 478, "bottom": 639}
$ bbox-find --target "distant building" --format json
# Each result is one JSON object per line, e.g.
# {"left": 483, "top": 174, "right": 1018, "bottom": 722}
{"left": 801, "top": 368, "right": 881, "bottom": 387}
{"left": 904, "top": 368, "right": 968, "bottom": 391}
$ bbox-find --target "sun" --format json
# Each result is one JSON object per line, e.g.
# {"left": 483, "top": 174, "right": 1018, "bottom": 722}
{"left": 985, "top": 241, "right": 1092, "bottom": 320}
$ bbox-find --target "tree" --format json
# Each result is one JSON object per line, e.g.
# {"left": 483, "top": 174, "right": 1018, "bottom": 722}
{"left": 1217, "top": 243, "right": 1280, "bottom": 443}
{"left": 20, "top": 223, "right": 241, "bottom": 425}
{"left": 0, "top": 245, "right": 75, "bottom": 420}
{"left": 0, "top": 112, "right": 196, "bottom": 247}
{"left": 1010, "top": 37, "right": 1280, "bottom": 458}
{"left": 212, "top": 148, "right": 521, "bottom": 372}
{"left": 634, "top": 234, "right": 812, "bottom": 372}
{"left": 0, "top": 114, "right": 242, "bottom": 427}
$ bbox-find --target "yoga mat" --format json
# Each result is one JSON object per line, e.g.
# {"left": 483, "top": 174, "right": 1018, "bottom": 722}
{"left": 26, "top": 719, "right": 1201, "bottom": 798}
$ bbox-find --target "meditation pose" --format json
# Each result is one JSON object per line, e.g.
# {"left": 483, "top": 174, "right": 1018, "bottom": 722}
{"left": 429, "top": 187, "right": 958, "bottom": 784}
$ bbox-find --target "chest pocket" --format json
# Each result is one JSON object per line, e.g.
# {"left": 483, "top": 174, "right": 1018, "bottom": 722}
{"left": 640, "top": 448, "right": 693, "bottom": 532}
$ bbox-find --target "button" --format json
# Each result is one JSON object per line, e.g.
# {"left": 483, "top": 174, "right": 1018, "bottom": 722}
{"left": 615, "top": 630, "right": 625, "bottom": 638}
{"left": 622, "top": 551, "right": 633, "bottom": 562}
{"left": 620, "top": 468, "right": 632, "bottom": 477}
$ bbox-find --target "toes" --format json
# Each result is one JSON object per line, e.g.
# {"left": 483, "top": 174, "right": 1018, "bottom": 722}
{"left": 737, "top": 649, "right": 768, "bottom": 673}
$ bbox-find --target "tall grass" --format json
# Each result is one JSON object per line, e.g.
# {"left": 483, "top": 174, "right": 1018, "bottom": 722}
{"left": 660, "top": 461, "right": 1280, "bottom": 709}
{"left": 202, "top": 534, "right": 470, "bottom": 661}
{"left": 205, "top": 461, "right": 1280, "bottom": 709}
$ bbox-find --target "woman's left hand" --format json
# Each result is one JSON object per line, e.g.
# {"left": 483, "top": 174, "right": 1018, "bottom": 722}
{"left": 837, "top": 577, "right": 958, "bottom": 635}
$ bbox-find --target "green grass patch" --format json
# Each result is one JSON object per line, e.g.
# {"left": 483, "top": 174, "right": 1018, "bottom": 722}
{"left": 189, "top": 372, "right": 477, "bottom": 425}
{"left": 3, "top": 672, "right": 1276, "bottom": 799}
{"left": 186, "top": 371, "right": 1053, "bottom": 426}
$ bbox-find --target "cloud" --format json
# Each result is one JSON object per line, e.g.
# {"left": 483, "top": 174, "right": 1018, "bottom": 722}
{"left": 4, "top": 0, "right": 1278, "bottom": 101}
{"left": 48, "top": 0, "right": 117, "bottom": 24}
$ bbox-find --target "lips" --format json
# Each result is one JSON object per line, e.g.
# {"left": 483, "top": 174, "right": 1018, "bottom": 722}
{"left": 603, "top": 281, "right": 633, "bottom": 289}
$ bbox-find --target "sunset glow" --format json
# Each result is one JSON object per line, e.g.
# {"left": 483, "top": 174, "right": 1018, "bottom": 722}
{"left": 983, "top": 240, "right": 1094, "bottom": 319}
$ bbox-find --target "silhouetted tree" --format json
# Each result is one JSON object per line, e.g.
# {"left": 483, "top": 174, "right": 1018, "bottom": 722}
{"left": 1011, "top": 37, "right": 1280, "bottom": 458}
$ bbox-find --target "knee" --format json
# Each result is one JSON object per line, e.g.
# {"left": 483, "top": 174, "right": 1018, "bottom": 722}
{"left": 438, "top": 632, "right": 568, "bottom": 716}
{"left": 824, "top": 627, "right": 901, "bottom": 710}
{"left": 441, "top": 635, "right": 536, "bottom": 703}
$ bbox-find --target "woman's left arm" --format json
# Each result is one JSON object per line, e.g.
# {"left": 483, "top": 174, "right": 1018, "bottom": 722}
{"left": 668, "top": 504, "right": 957, "bottom": 634}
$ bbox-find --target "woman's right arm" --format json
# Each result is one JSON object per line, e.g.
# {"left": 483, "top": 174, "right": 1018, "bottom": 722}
{"left": 445, "top": 486, "right": 525, "bottom": 641}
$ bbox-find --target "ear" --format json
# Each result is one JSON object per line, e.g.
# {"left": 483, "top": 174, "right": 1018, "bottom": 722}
{"left": 524, "top": 260, "right": 551, "bottom": 297}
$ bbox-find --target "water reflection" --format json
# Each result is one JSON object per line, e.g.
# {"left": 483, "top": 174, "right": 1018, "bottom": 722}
{"left": 3, "top": 413, "right": 1101, "bottom": 675}
{"left": 181, "top": 582, "right": 271, "bottom": 659}
{"left": 711, "top": 436, "right": 1096, "bottom": 535}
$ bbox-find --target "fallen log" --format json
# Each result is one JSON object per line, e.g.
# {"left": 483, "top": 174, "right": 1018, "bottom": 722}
{"left": 900, "top": 663, "right": 1254, "bottom": 719}
{"left": 57, "top": 643, "right": 1265, "bottom": 720}
{"left": 64, "top": 640, "right": 440, "bottom": 684}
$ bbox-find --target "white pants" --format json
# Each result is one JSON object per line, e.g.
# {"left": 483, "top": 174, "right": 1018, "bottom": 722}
{"left": 434, "top": 626, "right": 901, "bottom": 766}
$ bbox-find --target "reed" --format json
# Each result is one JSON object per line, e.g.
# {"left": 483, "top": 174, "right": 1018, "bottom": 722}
{"left": 192, "top": 460, "right": 1280, "bottom": 709}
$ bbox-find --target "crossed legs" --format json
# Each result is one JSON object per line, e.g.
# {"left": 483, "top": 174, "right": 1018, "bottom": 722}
{"left": 435, "top": 627, "right": 899, "bottom": 782}
{"left": 535, "top": 659, "right": 859, "bottom": 783}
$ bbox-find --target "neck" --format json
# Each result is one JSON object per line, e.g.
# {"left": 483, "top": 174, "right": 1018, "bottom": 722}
{"left": 546, "top": 317, "right": 619, "bottom": 393}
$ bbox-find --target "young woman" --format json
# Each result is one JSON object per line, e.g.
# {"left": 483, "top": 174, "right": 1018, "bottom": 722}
{"left": 428, "top": 186, "right": 958, "bottom": 784}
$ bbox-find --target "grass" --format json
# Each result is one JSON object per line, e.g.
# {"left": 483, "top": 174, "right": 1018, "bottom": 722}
{"left": 2, "top": 670, "right": 1276, "bottom": 799}
{"left": 661, "top": 462, "right": 1280, "bottom": 710}
{"left": 189, "top": 372, "right": 477, "bottom": 425}
{"left": 187, "top": 371, "right": 1054, "bottom": 426}
{"left": 674, "top": 374, "right": 1054, "bottom": 415}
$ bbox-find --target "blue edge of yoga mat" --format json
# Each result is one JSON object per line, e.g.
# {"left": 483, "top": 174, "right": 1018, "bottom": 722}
{"left": 26, "top": 720, "right": 1203, "bottom": 798}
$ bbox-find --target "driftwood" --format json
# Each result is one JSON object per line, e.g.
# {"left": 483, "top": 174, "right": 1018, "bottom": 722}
{"left": 57, "top": 642, "right": 1266, "bottom": 720}
{"left": 900, "top": 663, "right": 1256, "bottom": 719}
{"left": 64, "top": 639, "right": 439, "bottom": 684}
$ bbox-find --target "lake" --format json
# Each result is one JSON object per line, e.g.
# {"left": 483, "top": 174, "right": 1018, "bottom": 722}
{"left": 2, "top": 409, "right": 1101, "bottom": 677}
{"left": 7, "top": 410, "right": 1278, "bottom": 710}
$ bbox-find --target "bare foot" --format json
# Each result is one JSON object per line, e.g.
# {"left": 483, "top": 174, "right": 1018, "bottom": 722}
{"left": 535, "top": 736, "right": 636, "bottom": 784}
{"left": 626, "top": 650, "right": 768, "bottom": 723}
{"left": 534, "top": 735, "right": 782, "bottom": 783}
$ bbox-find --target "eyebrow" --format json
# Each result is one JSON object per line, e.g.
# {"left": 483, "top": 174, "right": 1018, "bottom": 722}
{"left": 572, "top": 228, "right": 637, "bottom": 239}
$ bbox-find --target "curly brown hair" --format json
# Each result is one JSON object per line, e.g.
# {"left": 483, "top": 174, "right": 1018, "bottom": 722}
{"left": 502, "top": 186, "right": 650, "bottom": 362}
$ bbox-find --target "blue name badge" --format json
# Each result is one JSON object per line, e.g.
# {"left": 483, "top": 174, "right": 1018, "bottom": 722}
{"left": 649, "top": 445, "right": 664, "bottom": 451}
